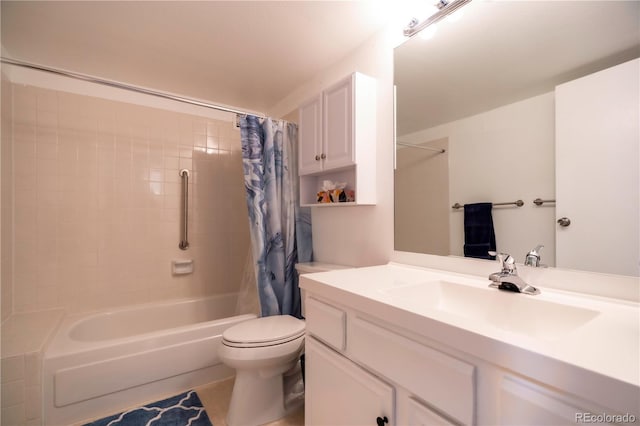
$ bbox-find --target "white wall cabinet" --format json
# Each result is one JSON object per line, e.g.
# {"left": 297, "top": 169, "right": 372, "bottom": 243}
{"left": 298, "top": 72, "right": 377, "bottom": 206}
{"left": 298, "top": 94, "right": 323, "bottom": 175}
{"left": 322, "top": 77, "right": 356, "bottom": 171}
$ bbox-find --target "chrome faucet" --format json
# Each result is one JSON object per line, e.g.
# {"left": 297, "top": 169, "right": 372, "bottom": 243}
{"left": 524, "top": 245, "right": 545, "bottom": 267}
{"left": 488, "top": 252, "right": 540, "bottom": 295}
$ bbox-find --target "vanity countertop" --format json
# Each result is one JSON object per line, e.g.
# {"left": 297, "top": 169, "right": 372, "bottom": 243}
{"left": 300, "top": 262, "right": 639, "bottom": 414}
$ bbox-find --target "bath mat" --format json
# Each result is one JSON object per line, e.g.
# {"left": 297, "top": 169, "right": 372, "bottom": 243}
{"left": 83, "top": 390, "right": 212, "bottom": 426}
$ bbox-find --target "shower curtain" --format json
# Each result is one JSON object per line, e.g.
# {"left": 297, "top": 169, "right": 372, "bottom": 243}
{"left": 239, "top": 115, "right": 312, "bottom": 318}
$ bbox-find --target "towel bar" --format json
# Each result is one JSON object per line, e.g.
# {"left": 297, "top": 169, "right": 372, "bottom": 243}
{"left": 533, "top": 198, "right": 556, "bottom": 206}
{"left": 452, "top": 200, "right": 524, "bottom": 210}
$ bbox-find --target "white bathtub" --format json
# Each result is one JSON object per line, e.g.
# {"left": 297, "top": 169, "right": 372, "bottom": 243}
{"left": 43, "top": 294, "right": 257, "bottom": 425}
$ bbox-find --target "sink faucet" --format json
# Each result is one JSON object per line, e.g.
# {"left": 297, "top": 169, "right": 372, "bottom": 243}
{"left": 524, "top": 245, "right": 545, "bottom": 267}
{"left": 488, "top": 252, "right": 540, "bottom": 295}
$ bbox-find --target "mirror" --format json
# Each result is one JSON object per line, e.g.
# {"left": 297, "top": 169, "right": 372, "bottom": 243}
{"left": 394, "top": 1, "right": 639, "bottom": 276}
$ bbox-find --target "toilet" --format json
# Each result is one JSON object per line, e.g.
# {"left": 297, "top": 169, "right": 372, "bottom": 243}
{"left": 219, "top": 262, "right": 347, "bottom": 426}
{"left": 219, "top": 315, "right": 305, "bottom": 426}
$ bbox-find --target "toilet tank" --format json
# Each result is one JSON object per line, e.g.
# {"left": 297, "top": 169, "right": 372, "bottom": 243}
{"left": 295, "top": 262, "right": 350, "bottom": 317}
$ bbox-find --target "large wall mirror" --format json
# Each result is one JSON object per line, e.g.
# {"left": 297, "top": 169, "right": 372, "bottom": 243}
{"left": 394, "top": 1, "right": 639, "bottom": 277}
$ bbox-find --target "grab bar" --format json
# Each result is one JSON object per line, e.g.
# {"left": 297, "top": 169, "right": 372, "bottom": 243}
{"left": 179, "top": 169, "right": 190, "bottom": 250}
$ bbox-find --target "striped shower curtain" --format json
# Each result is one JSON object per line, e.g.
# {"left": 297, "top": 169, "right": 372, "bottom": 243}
{"left": 239, "top": 115, "right": 312, "bottom": 318}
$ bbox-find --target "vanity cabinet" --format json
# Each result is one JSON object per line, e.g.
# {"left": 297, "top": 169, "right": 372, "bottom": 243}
{"left": 298, "top": 72, "right": 377, "bottom": 206}
{"left": 405, "top": 397, "right": 456, "bottom": 426}
{"left": 302, "top": 288, "right": 635, "bottom": 425}
{"left": 304, "top": 297, "right": 472, "bottom": 426}
{"left": 306, "top": 337, "right": 394, "bottom": 426}
{"left": 497, "top": 375, "right": 597, "bottom": 425}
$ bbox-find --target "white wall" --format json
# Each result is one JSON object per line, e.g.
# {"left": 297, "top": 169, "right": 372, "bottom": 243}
{"left": 269, "top": 25, "right": 404, "bottom": 267}
{"left": 399, "top": 92, "right": 556, "bottom": 265}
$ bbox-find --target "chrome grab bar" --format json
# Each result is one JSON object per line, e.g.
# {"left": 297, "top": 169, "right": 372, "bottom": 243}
{"left": 179, "top": 169, "right": 190, "bottom": 250}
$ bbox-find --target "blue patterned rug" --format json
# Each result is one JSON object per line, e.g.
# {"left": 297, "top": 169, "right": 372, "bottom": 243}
{"left": 83, "top": 390, "right": 212, "bottom": 426}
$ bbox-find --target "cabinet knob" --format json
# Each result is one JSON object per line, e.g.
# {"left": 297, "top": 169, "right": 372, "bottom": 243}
{"left": 321, "top": 153, "right": 327, "bottom": 159}
{"left": 376, "top": 416, "right": 388, "bottom": 426}
{"left": 557, "top": 217, "right": 571, "bottom": 227}
{"left": 315, "top": 155, "right": 321, "bottom": 161}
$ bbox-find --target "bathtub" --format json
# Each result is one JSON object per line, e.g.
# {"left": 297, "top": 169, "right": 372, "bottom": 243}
{"left": 43, "top": 294, "right": 257, "bottom": 425}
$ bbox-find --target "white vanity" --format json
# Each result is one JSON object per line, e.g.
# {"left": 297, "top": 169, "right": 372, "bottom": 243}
{"left": 301, "top": 263, "right": 639, "bottom": 425}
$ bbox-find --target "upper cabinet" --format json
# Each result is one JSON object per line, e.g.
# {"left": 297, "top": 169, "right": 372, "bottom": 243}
{"left": 299, "top": 94, "right": 324, "bottom": 175}
{"left": 298, "top": 72, "right": 377, "bottom": 206}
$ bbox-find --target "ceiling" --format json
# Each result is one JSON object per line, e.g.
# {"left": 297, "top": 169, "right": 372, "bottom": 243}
{"left": 395, "top": 0, "right": 640, "bottom": 136}
{"left": 1, "top": 1, "right": 394, "bottom": 114}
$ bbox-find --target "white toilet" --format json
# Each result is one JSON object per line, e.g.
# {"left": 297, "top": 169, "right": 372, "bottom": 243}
{"left": 219, "top": 262, "right": 347, "bottom": 426}
{"left": 219, "top": 315, "right": 305, "bottom": 426}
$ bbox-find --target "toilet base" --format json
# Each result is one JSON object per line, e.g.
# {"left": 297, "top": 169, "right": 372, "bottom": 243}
{"left": 226, "top": 363, "right": 304, "bottom": 426}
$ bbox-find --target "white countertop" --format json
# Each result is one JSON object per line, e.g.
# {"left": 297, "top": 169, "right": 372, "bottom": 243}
{"left": 300, "top": 262, "right": 640, "bottom": 414}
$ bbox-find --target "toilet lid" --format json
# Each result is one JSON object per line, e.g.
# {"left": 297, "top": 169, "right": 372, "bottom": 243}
{"left": 223, "top": 315, "right": 305, "bottom": 346}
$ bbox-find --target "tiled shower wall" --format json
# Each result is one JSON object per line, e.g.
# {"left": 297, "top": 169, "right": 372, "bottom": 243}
{"left": 7, "top": 83, "right": 251, "bottom": 314}
{"left": 2, "top": 73, "right": 14, "bottom": 322}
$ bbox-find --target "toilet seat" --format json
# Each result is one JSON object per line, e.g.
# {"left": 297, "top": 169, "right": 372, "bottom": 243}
{"left": 222, "top": 315, "right": 305, "bottom": 348}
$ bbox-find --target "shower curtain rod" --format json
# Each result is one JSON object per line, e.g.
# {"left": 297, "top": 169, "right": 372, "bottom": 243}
{"left": 397, "top": 141, "right": 446, "bottom": 154}
{"left": 0, "top": 56, "right": 266, "bottom": 118}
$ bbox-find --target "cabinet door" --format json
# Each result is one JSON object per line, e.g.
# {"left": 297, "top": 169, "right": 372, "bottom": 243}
{"left": 498, "top": 375, "right": 606, "bottom": 425}
{"left": 323, "top": 76, "right": 355, "bottom": 170}
{"left": 350, "top": 315, "right": 475, "bottom": 425}
{"left": 306, "top": 337, "right": 394, "bottom": 426}
{"left": 555, "top": 58, "right": 639, "bottom": 276}
{"left": 299, "top": 95, "right": 323, "bottom": 175}
{"left": 406, "top": 397, "right": 456, "bottom": 426}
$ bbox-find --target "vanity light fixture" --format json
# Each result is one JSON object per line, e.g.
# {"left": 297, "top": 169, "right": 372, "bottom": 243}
{"left": 403, "top": 0, "right": 472, "bottom": 37}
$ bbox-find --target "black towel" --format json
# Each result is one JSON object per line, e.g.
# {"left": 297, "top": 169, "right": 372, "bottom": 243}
{"left": 463, "top": 203, "right": 496, "bottom": 260}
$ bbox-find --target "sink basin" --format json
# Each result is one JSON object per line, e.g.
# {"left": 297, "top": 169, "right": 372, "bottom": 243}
{"left": 381, "top": 280, "right": 600, "bottom": 340}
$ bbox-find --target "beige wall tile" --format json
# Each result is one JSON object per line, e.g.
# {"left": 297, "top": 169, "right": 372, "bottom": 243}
{"left": 36, "top": 87, "right": 58, "bottom": 112}
{"left": 2, "top": 76, "right": 14, "bottom": 321}
{"left": 8, "top": 83, "right": 249, "bottom": 314}
{"left": 1, "top": 379, "right": 25, "bottom": 407}
{"left": 1, "top": 356, "right": 24, "bottom": 383}
{"left": 1, "top": 403, "right": 26, "bottom": 426}
{"left": 24, "top": 353, "right": 41, "bottom": 387}
{"left": 25, "top": 385, "right": 41, "bottom": 420}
